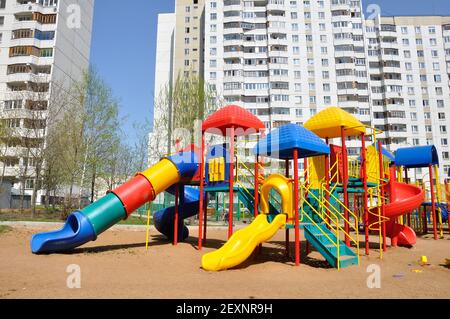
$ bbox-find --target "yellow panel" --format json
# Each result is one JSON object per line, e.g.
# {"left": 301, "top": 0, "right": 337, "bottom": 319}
{"left": 218, "top": 157, "right": 225, "bottom": 181}
{"left": 309, "top": 156, "right": 326, "bottom": 189}
{"left": 366, "top": 146, "right": 380, "bottom": 184}
{"left": 141, "top": 159, "right": 180, "bottom": 195}
{"left": 304, "top": 106, "right": 366, "bottom": 138}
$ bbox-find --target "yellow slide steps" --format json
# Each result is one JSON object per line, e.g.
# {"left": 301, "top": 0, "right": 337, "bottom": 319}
{"left": 201, "top": 214, "right": 287, "bottom": 271}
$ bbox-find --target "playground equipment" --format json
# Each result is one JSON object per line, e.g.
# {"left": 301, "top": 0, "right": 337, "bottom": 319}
{"left": 394, "top": 146, "right": 450, "bottom": 239}
{"left": 30, "top": 105, "right": 449, "bottom": 272}
{"left": 31, "top": 149, "right": 201, "bottom": 253}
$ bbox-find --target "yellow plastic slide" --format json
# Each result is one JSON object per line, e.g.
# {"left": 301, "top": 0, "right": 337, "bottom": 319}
{"left": 201, "top": 214, "right": 287, "bottom": 271}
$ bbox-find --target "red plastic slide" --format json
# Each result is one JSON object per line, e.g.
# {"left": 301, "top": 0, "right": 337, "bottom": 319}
{"left": 370, "top": 181, "right": 424, "bottom": 246}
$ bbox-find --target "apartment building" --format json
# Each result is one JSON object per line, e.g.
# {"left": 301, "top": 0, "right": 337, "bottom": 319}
{"left": 202, "top": 0, "right": 450, "bottom": 180}
{"left": 151, "top": 0, "right": 206, "bottom": 165}
{"left": 0, "top": 0, "right": 94, "bottom": 208}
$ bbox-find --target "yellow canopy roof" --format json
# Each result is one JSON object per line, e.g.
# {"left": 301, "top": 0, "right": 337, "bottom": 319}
{"left": 304, "top": 107, "right": 366, "bottom": 138}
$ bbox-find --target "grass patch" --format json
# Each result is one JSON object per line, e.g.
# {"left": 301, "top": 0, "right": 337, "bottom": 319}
{"left": 0, "top": 225, "right": 13, "bottom": 235}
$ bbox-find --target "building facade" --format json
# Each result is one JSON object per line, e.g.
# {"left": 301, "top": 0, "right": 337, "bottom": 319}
{"left": 203, "top": 0, "right": 450, "bottom": 179}
{"left": 153, "top": 0, "right": 450, "bottom": 181}
{"left": 0, "top": 0, "right": 95, "bottom": 207}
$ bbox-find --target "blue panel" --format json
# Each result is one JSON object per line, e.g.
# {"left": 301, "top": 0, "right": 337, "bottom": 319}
{"left": 253, "top": 124, "right": 330, "bottom": 160}
{"left": 205, "top": 145, "right": 230, "bottom": 185}
{"left": 153, "top": 186, "right": 201, "bottom": 241}
{"left": 395, "top": 145, "right": 439, "bottom": 168}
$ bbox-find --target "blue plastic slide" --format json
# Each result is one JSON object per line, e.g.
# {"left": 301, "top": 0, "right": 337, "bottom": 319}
{"left": 153, "top": 186, "right": 202, "bottom": 242}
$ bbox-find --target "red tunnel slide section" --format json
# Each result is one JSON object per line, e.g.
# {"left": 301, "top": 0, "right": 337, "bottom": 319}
{"left": 370, "top": 181, "right": 424, "bottom": 246}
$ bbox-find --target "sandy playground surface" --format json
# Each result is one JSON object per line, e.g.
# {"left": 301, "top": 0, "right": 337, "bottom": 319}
{"left": 0, "top": 223, "right": 449, "bottom": 299}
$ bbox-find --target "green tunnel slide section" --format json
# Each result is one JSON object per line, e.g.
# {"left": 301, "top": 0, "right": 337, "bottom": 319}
{"left": 80, "top": 193, "right": 127, "bottom": 236}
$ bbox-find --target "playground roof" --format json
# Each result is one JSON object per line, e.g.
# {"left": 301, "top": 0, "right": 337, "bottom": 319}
{"left": 395, "top": 145, "right": 439, "bottom": 168}
{"left": 304, "top": 107, "right": 366, "bottom": 138}
{"left": 253, "top": 124, "right": 330, "bottom": 160}
{"left": 202, "top": 105, "right": 265, "bottom": 136}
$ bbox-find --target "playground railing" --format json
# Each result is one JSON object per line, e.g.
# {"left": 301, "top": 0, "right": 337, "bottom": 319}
{"left": 319, "top": 185, "right": 361, "bottom": 259}
{"left": 299, "top": 184, "right": 343, "bottom": 270}
{"left": 300, "top": 183, "right": 360, "bottom": 269}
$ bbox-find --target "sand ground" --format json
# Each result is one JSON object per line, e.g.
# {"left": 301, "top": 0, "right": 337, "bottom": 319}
{"left": 0, "top": 223, "right": 449, "bottom": 299}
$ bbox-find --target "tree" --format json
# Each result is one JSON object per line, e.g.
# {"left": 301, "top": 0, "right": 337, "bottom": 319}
{"left": 73, "top": 69, "right": 121, "bottom": 203}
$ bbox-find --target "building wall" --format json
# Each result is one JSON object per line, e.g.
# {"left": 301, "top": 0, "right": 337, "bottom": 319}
{"left": 173, "top": 0, "right": 205, "bottom": 80}
{"left": 202, "top": 0, "right": 450, "bottom": 180}
{"left": 150, "top": 13, "right": 175, "bottom": 165}
{"left": 0, "top": 0, "right": 95, "bottom": 207}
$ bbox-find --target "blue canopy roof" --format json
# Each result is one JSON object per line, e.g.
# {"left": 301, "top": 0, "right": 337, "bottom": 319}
{"left": 253, "top": 124, "right": 330, "bottom": 160}
{"left": 395, "top": 145, "right": 439, "bottom": 168}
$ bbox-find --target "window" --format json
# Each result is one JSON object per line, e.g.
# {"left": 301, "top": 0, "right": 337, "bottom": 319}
{"left": 429, "top": 26, "right": 436, "bottom": 34}
{"left": 210, "top": 13, "right": 217, "bottom": 20}
{"left": 441, "top": 138, "right": 448, "bottom": 146}
{"left": 430, "top": 38, "right": 437, "bottom": 46}
{"left": 411, "top": 125, "right": 419, "bottom": 133}
{"left": 440, "top": 126, "right": 447, "bottom": 133}
{"left": 438, "top": 113, "right": 446, "bottom": 120}
{"left": 443, "top": 152, "right": 450, "bottom": 160}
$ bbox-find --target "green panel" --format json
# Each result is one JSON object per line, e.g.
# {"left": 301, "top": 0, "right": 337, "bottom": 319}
{"left": 81, "top": 193, "right": 126, "bottom": 235}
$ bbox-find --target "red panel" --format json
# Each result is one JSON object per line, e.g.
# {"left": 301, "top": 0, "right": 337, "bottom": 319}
{"left": 330, "top": 144, "right": 343, "bottom": 183}
{"left": 202, "top": 105, "right": 265, "bottom": 136}
{"left": 111, "top": 174, "right": 155, "bottom": 216}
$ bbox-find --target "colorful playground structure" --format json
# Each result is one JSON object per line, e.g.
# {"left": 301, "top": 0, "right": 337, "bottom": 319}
{"left": 31, "top": 105, "right": 450, "bottom": 271}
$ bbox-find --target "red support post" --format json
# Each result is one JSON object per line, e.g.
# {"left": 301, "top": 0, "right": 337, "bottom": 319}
{"left": 254, "top": 155, "right": 259, "bottom": 218}
{"left": 429, "top": 165, "right": 438, "bottom": 240}
{"left": 173, "top": 184, "right": 179, "bottom": 246}
{"left": 405, "top": 169, "right": 411, "bottom": 227}
{"left": 285, "top": 159, "right": 290, "bottom": 258}
{"left": 203, "top": 193, "right": 208, "bottom": 244}
{"left": 446, "top": 181, "right": 450, "bottom": 233}
{"left": 422, "top": 183, "right": 428, "bottom": 234}
{"left": 228, "top": 127, "right": 235, "bottom": 239}
{"left": 198, "top": 134, "right": 205, "bottom": 250}
{"left": 341, "top": 126, "right": 350, "bottom": 247}
{"left": 377, "top": 141, "right": 387, "bottom": 251}
{"left": 325, "top": 138, "right": 330, "bottom": 226}
{"left": 361, "top": 133, "right": 369, "bottom": 255}
{"left": 294, "top": 149, "right": 300, "bottom": 266}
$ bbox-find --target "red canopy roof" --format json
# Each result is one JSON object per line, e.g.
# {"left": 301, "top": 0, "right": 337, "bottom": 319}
{"left": 202, "top": 105, "right": 265, "bottom": 136}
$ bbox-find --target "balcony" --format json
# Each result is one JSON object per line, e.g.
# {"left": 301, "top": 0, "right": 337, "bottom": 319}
{"left": 15, "top": 2, "right": 58, "bottom": 15}
{"left": 6, "top": 72, "right": 50, "bottom": 83}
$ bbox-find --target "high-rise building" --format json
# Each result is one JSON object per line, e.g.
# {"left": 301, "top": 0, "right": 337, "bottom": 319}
{"left": 0, "top": 0, "right": 95, "bottom": 207}
{"left": 151, "top": 0, "right": 206, "bottom": 165}
{"left": 152, "top": 0, "right": 450, "bottom": 180}
{"left": 203, "top": 0, "right": 450, "bottom": 179}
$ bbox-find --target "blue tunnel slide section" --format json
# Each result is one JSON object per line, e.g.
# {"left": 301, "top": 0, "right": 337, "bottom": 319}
{"left": 30, "top": 151, "right": 200, "bottom": 254}
{"left": 153, "top": 186, "right": 202, "bottom": 242}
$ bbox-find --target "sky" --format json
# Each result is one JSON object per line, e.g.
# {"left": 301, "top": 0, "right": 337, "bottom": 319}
{"left": 90, "top": 0, "right": 450, "bottom": 144}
